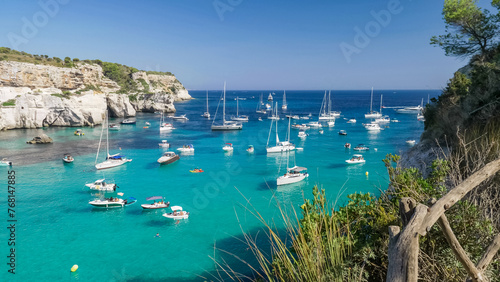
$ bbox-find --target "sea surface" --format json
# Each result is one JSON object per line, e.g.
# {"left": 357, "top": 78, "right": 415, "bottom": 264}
{"left": 0, "top": 89, "right": 437, "bottom": 281}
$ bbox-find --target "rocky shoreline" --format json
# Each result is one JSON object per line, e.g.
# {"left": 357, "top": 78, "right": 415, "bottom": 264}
{"left": 0, "top": 61, "right": 191, "bottom": 130}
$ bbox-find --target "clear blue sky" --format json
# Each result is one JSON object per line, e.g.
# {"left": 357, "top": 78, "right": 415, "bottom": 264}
{"left": 0, "top": 0, "right": 478, "bottom": 90}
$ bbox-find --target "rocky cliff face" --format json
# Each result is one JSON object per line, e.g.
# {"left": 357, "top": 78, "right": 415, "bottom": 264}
{"left": 132, "top": 71, "right": 191, "bottom": 101}
{"left": 0, "top": 61, "right": 190, "bottom": 129}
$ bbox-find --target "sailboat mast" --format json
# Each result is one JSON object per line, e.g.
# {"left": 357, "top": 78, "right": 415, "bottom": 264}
{"left": 275, "top": 102, "right": 279, "bottom": 145}
{"left": 380, "top": 94, "right": 383, "bottom": 114}
{"left": 206, "top": 90, "right": 209, "bottom": 112}
{"left": 223, "top": 82, "right": 226, "bottom": 123}
{"left": 106, "top": 110, "right": 109, "bottom": 158}
{"left": 236, "top": 97, "right": 239, "bottom": 116}
{"left": 328, "top": 90, "right": 331, "bottom": 114}
{"left": 286, "top": 117, "right": 291, "bottom": 169}
{"left": 370, "top": 87, "right": 373, "bottom": 113}
{"left": 95, "top": 111, "right": 105, "bottom": 164}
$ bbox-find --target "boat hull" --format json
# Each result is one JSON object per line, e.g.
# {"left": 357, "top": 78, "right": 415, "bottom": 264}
{"left": 141, "top": 204, "right": 169, "bottom": 209}
{"left": 345, "top": 160, "right": 366, "bottom": 164}
{"left": 95, "top": 159, "right": 132, "bottom": 170}
{"left": 157, "top": 155, "right": 180, "bottom": 164}
{"left": 211, "top": 125, "right": 242, "bottom": 131}
{"left": 277, "top": 173, "right": 308, "bottom": 186}
{"left": 267, "top": 145, "right": 295, "bottom": 153}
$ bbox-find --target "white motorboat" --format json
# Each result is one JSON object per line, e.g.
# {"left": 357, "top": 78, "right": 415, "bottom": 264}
{"left": 353, "top": 144, "right": 369, "bottom": 151}
{"left": 95, "top": 111, "right": 132, "bottom": 170}
{"left": 268, "top": 93, "right": 273, "bottom": 101}
{"left": 338, "top": 130, "right": 347, "bottom": 135}
{"left": 212, "top": 82, "right": 243, "bottom": 131}
{"left": 231, "top": 97, "right": 249, "bottom": 121}
{"left": 281, "top": 91, "right": 287, "bottom": 110}
{"left": 202, "top": 90, "right": 210, "bottom": 118}
{"left": 347, "top": 118, "right": 357, "bottom": 123}
{"left": 85, "top": 179, "right": 117, "bottom": 191}
{"left": 406, "top": 139, "right": 416, "bottom": 145}
{"left": 308, "top": 121, "right": 322, "bottom": 128}
{"left": 391, "top": 118, "right": 400, "bottom": 123}
{"left": 345, "top": 154, "right": 366, "bottom": 164}
{"left": 258, "top": 117, "right": 263, "bottom": 121}
{"left": 74, "top": 129, "right": 84, "bottom": 136}
{"left": 319, "top": 129, "right": 324, "bottom": 134}
{"left": 141, "top": 196, "right": 170, "bottom": 210}
{"left": 292, "top": 124, "right": 310, "bottom": 130}
{"left": 345, "top": 143, "right": 351, "bottom": 149}
{"left": 171, "top": 114, "right": 189, "bottom": 120}
{"left": 157, "top": 151, "right": 180, "bottom": 164}
{"left": 374, "top": 115, "right": 390, "bottom": 124}
{"left": 363, "top": 122, "right": 381, "bottom": 131}
{"left": 365, "top": 87, "right": 382, "bottom": 118}
{"left": 298, "top": 130, "right": 308, "bottom": 139}
{"left": 109, "top": 124, "right": 120, "bottom": 131}
{"left": 177, "top": 144, "right": 194, "bottom": 153}
{"left": 396, "top": 104, "right": 423, "bottom": 114}
{"left": 89, "top": 196, "right": 136, "bottom": 208}
{"left": 62, "top": 154, "right": 74, "bottom": 163}
{"left": 222, "top": 143, "right": 234, "bottom": 151}
{"left": 0, "top": 158, "right": 13, "bottom": 166}
{"left": 121, "top": 119, "right": 136, "bottom": 124}
{"left": 246, "top": 145, "right": 254, "bottom": 153}
{"left": 267, "top": 115, "right": 295, "bottom": 153}
{"left": 158, "top": 140, "right": 170, "bottom": 148}
{"left": 277, "top": 166, "right": 308, "bottom": 186}
{"left": 163, "top": 206, "right": 189, "bottom": 220}
{"left": 300, "top": 116, "right": 310, "bottom": 120}
{"left": 327, "top": 120, "right": 335, "bottom": 127}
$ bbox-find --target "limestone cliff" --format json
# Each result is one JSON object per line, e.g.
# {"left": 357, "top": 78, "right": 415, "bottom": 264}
{"left": 0, "top": 61, "right": 190, "bottom": 129}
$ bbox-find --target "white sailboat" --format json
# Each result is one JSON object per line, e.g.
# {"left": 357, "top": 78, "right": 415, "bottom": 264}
{"left": 277, "top": 118, "right": 308, "bottom": 185}
{"left": 202, "top": 91, "right": 210, "bottom": 118}
{"left": 211, "top": 82, "right": 243, "bottom": 131}
{"left": 365, "top": 87, "right": 382, "bottom": 118}
{"left": 231, "top": 97, "right": 249, "bottom": 121}
{"left": 319, "top": 91, "right": 340, "bottom": 120}
{"left": 281, "top": 91, "right": 287, "bottom": 110}
{"left": 160, "top": 112, "right": 174, "bottom": 131}
{"left": 374, "top": 95, "right": 390, "bottom": 123}
{"left": 267, "top": 115, "right": 295, "bottom": 153}
{"left": 95, "top": 111, "right": 132, "bottom": 170}
{"left": 256, "top": 93, "right": 266, "bottom": 114}
{"left": 267, "top": 102, "right": 280, "bottom": 120}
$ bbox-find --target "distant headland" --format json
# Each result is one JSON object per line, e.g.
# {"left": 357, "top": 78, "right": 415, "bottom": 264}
{"left": 0, "top": 47, "right": 191, "bottom": 130}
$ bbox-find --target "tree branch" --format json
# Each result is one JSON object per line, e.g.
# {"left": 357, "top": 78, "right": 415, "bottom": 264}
{"left": 418, "top": 158, "right": 500, "bottom": 236}
{"left": 477, "top": 233, "right": 500, "bottom": 271}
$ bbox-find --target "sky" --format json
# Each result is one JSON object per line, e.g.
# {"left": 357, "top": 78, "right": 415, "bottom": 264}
{"left": 0, "top": 0, "right": 484, "bottom": 90}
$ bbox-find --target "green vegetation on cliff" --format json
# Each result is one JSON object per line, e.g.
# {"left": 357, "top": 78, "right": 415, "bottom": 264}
{"left": 0, "top": 47, "right": 177, "bottom": 94}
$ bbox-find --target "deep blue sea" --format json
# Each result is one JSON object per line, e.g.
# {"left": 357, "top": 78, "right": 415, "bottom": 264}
{"left": 0, "top": 89, "right": 437, "bottom": 281}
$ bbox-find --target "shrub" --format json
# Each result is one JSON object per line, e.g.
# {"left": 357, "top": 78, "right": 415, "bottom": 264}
{"left": 2, "top": 99, "right": 15, "bottom": 106}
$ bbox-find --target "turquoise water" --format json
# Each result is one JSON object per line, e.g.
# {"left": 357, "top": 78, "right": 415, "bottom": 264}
{"left": 0, "top": 90, "right": 435, "bottom": 281}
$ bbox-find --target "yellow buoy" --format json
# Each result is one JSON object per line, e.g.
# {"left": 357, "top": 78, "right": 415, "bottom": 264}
{"left": 71, "top": 264, "right": 78, "bottom": 272}
{"left": 365, "top": 171, "right": 369, "bottom": 176}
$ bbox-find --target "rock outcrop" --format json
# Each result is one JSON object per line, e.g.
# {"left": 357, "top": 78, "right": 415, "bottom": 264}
{"left": 26, "top": 134, "right": 53, "bottom": 144}
{"left": 0, "top": 61, "right": 191, "bottom": 129}
{"left": 132, "top": 71, "right": 191, "bottom": 101}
